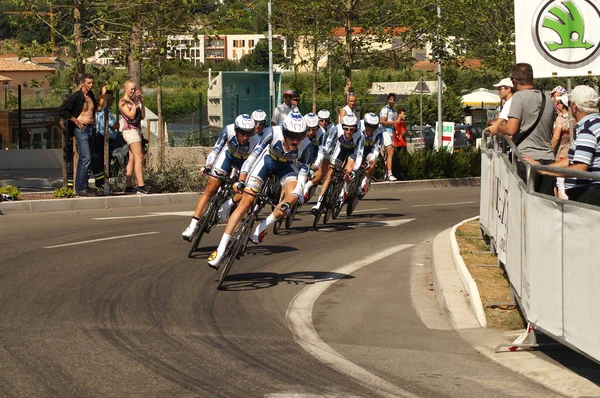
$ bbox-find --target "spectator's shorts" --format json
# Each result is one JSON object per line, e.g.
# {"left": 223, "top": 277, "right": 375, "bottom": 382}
{"left": 382, "top": 130, "right": 394, "bottom": 147}
{"left": 123, "top": 129, "right": 142, "bottom": 144}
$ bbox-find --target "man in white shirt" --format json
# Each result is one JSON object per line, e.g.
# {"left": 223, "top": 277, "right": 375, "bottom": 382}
{"left": 490, "top": 78, "right": 514, "bottom": 126}
{"left": 271, "top": 89, "right": 294, "bottom": 126}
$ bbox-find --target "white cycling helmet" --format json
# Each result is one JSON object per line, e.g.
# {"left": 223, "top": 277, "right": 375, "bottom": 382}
{"left": 251, "top": 109, "right": 267, "bottom": 124}
{"left": 317, "top": 109, "right": 331, "bottom": 120}
{"left": 282, "top": 111, "right": 307, "bottom": 134}
{"left": 304, "top": 113, "right": 319, "bottom": 128}
{"left": 363, "top": 112, "right": 379, "bottom": 128}
{"left": 341, "top": 114, "right": 358, "bottom": 128}
{"left": 234, "top": 114, "right": 256, "bottom": 132}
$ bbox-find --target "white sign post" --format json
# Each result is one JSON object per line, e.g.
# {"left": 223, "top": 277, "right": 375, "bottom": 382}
{"left": 434, "top": 122, "right": 455, "bottom": 152}
{"left": 515, "top": 0, "right": 600, "bottom": 78}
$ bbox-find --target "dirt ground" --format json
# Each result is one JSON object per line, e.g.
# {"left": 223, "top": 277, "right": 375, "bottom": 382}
{"left": 455, "top": 220, "right": 525, "bottom": 330}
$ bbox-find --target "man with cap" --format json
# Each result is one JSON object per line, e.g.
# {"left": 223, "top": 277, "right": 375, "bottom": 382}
{"left": 487, "top": 63, "right": 556, "bottom": 195}
{"left": 271, "top": 89, "right": 294, "bottom": 126}
{"left": 493, "top": 78, "right": 515, "bottom": 124}
{"left": 524, "top": 85, "right": 600, "bottom": 206}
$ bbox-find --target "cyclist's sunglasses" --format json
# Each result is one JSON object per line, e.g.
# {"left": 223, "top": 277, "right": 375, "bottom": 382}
{"left": 236, "top": 129, "right": 256, "bottom": 137}
{"left": 342, "top": 126, "right": 356, "bottom": 132}
{"left": 283, "top": 129, "right": 307, "bottom": 140}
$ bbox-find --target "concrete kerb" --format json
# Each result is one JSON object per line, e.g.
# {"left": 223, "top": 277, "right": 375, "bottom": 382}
{"left": 433, "top": 219, "right": 600, "bottom": 398}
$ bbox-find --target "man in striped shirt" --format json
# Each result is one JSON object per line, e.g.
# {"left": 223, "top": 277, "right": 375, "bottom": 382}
{"left": 523, "top": 85, "right": 600, "bottom": 206}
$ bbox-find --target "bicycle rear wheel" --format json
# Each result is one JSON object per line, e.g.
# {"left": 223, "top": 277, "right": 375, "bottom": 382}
{"left": 273, "top": 216, "right": 283, "bottom": 234}
{"left": 332, "top": 198, "right": 343, "bottom": 219}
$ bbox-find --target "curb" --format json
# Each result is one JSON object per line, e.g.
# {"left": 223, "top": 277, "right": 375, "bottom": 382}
{"left": 432, "top": 220, "right": 600, "bottom": 398}
{"left": 0, "top": 177, "right": 481, "bottom": 215}
{"left": 0, "top": 192, "right": 199, "bottom": 215}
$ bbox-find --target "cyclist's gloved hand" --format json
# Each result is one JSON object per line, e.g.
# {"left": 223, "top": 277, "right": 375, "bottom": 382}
{"left": 201, "top": 166, "right": 212, "bottom": 176}
{"left": 348, "top": 170, "right": 356, "bottom": 181}
{"left": 308, "top": 168, "right": 316, "bottom": 179}
{"left": 280, "top": 202, "right": 292, "bottom": 214}
{"left": 234, "top": 180, "right": 245, "bottom": 193}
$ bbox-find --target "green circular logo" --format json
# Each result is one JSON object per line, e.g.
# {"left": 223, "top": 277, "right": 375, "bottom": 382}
{"left": 532, "top": 0, "right": 600, "bottom": 68}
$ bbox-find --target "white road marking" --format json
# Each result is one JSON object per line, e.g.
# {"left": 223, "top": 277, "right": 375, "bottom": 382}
{"left": 286, "top": 244, "right": 420, "bottom": 398}
{"left": 93, "top": 211, "right": 194, "bottom": 220}
{"left": 412, "top": 201, "right": 475, "bottom": 208}
{"left": 44, "top": 232, "right": 159, "bottom": 249}
{"left": 351, "top": 207, "right": 388, "bottom": 213}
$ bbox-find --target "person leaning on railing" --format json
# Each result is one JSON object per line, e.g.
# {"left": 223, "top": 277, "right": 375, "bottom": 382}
{"left": 523, "top": 85, "right": 600, "bottom": 206}
{"left": 486, "top": 63, "right": 556, "bottom": 196}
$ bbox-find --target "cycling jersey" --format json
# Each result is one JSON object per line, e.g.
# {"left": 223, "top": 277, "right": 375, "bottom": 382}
{"left": 258, "top": 125, "right": 273, "bottom": 141}
{"left": 206, "top": 124, "right": 261, "bottom": 177}
{"left": 241, "top": 126, "right": 313, "bottom": 192}
{"left": 313, "top": 123, "right": 365, "bottom": 171}
{"left": 360, "top": 120, "right": 384, "bottom": 161}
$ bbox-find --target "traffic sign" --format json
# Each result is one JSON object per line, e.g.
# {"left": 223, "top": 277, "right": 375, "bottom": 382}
{"left": 413, "top": 77, "right": 430, "bottom": 94}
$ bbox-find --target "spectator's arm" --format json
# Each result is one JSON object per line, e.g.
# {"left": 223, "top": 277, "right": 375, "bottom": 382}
{"left": 496, "top": 117, "right": 520, "bottom": 136}
{"left": 551, "top": 124, "right": 562, "bottom": 152}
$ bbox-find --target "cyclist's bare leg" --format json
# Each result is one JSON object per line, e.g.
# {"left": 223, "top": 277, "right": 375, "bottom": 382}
{"left": 304, "top": 158, "right": 329, "bottom": 197}
{"left": 361, "top": 159, "right": 379, "bottom": 194}
{"left": 252, "top": 180, "right": 298, "bottom": 243}
{"left": 312, "top": 165, "right": 334, "bottom": 211}
{"left": 182, "top": 176, "right": 221, "bottom": 240}
{"left": 340, "top": 158, "right": 355, "bottom": 198}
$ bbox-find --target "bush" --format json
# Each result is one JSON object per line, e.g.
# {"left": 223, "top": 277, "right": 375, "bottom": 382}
{"left": 0, "top": 185, "right": 22, "bottom": 201}
{"left": 143, "top": 158, "right": 207, "bottom": 193}
{"left": 53, "top": 187, "right": 75, "bottom": 198}
{"left": 392, "top": 148, "right": 481, "bottom": 180}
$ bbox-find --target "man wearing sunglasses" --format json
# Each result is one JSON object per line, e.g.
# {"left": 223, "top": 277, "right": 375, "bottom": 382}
{"left": 271, "top": 89, "right": 294, "bottom": 126}
{"left": 182, "top": 114, "right": 260, "bottom": 241}
{"left": 251, "top": 109, "right": 272, "bottom": 140}
{"left": 359, "top": 112, "right": 384, "bottom": 197}
{"left": 208, "top": 111, "right": 313, "bottom": 269}
{"left": 302, "top": 113, "right": 326, "bottom": 201}
{"left": 310, "top": 114, "right": 365, "bottom": 215}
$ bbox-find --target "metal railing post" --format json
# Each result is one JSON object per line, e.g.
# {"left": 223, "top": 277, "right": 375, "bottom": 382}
{"left": 199, "top": 92, "right": 203, "bottom": 146}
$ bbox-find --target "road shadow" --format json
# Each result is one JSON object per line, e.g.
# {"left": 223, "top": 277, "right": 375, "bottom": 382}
{"left": 534, "top": 333, "right": 600, "bottom": 386}
{"left": 218, "top": 271, "right": 354, "bottom": 291}
{"left": 358, "top": 197, "right": 403, "bottom": 202}
{"left": 189, "top": 244, "right": 297, "bottom": 260}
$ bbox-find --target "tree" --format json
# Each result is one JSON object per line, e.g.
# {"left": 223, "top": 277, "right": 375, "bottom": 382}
{"left": 238, "top": 38, "right": 286, "bottom": 71}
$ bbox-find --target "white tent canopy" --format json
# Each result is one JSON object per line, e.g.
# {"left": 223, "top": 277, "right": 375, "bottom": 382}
{"left": 461, "top": 88, "right": 500, "bottom": 108}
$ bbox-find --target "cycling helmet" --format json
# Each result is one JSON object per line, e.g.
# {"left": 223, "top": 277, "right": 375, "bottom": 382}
{"left": 282, "top": 111, "right": 307, "bottom": 134}
{"left": 304, "top": 113, "right": 319, "bottom": 129}
{"left": 234, "top": 114, "right": 256, "bottom": 132}
{"left": 317, "top": 109, "right": 331, "bottom": 120}
{"left": 363, "top": 112, "right": 379, "bottom": 129}
{"left": 341, "top": 114, "right": 358, "bottom": 128}
{"left": 251, "top": 109, "right": 267, "bottom": 125}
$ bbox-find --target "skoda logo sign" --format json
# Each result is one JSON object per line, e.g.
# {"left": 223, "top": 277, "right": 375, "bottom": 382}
{"left": 532, "top": 0, "right": 600, "bottom": 68}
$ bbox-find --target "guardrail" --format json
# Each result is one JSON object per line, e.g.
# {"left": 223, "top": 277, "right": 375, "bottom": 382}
{"left": 480, "top": 132, "right": 600, "bottom": 364}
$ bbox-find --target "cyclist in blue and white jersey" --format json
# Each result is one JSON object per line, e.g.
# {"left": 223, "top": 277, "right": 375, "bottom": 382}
{"left": 302, "top": 112, "right": 327, "bottom": 200}
{"left": 310, "top": 114, "right": 365, "bottom": 214}
{"left": 318, "top": 109, "right": 336, "bottom": 140}
{"left": 182, "top": 114, "right": 261, "bottom": 241}
{"left": 252, "top": 109, "right": 272, "bottom": 140}
{"left": 208, "top": 112, "right": 313, "bottom": 269}
{"left": 359, "top": 112, "right": 384, "bottom": 197}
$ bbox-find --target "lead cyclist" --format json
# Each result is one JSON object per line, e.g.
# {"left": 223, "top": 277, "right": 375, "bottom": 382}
{"left": 359, "top": 112, "right": 384, "bottom": 197}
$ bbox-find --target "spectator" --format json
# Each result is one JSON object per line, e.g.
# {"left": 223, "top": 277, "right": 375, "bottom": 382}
{"left": 119, "top": 80, "right": 147, "bottom": 194}
{"left": 393, "top": 107, "right": 408, "bottom": 152}
{"left": 492, "top": 78, "right": 515, "bottom": 125}
{"left": 338, "top": 92, "right": 356, "bottom": 123}
{"left": 92, "top": 86, "right": 120, "bottom": 190}
{"left": 291, "top": 93, "right": 301, "bottom": 113}
{"left": 271, "top": 89, "right": 293, "bottom": 126}
{"left": 523, "top": 85, "right": 600, "bottom": 206}
{"left": 58, "top": 73, "right": 100, "bottom": 197}
{"left": 379, "top": 93, "right": 398, "bottom": 181}
{"left": 487, "top": 63, "right": 555, "bottom": 195}
{"left": 551, "top": 93, "right": 571, "bottom": 199}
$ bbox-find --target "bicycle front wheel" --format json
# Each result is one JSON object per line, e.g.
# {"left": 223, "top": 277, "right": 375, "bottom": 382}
{"left": 188, "top": 199, "right": 216, "bottom": 258}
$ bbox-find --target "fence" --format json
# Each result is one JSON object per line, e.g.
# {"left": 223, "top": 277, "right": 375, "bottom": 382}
{"left": 480, "top": 133, "right": 600, "bottom": 363}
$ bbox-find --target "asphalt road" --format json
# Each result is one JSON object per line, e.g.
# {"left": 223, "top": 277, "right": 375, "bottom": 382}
{"left": 0, "top": 186, "right": 562, "bottom": 397}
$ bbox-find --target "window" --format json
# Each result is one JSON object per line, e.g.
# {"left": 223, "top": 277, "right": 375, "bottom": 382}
{"left": 232, "top": 49, "right": 236, "bottom": 58}
{"left": 249, "top": 40, "right": 255, "bottom": 47}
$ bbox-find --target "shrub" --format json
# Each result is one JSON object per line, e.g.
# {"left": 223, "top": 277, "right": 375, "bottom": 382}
{"left": 143, "top": 158, "right": 207, "bottom": 193}
{"left": 0, "top": 185, "right": 22, "bottom": 201}
{"left": 392, "top": 148, "right": 481, "bottom": 180}
{"left": 53, "top": 188, "right": 75, "bottom": 198}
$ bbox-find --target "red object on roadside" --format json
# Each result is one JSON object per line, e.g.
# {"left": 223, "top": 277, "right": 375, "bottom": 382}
{"left": 394, "top": 120, "right": 407, "bottom": 147}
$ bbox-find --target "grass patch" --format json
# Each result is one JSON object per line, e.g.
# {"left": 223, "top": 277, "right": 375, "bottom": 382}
{"left": 456, "top": 220, "right": 526, "bottom": 330}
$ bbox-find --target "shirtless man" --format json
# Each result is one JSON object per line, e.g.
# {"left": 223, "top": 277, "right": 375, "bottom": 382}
{"left": 58, "top": 74, "right": 100, "bottom": 196}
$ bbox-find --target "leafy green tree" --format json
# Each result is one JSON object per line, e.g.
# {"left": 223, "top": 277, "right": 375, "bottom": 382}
{"left": 238, "top": 38, "right": 286, "bottom": 71}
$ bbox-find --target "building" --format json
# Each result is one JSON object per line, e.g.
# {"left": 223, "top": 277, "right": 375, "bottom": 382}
{"left": 0, "top": 59, "right": 55, "bottom": 96}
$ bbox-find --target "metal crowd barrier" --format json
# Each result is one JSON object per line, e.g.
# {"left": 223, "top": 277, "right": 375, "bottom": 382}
{"left": 479, "top": 132, "right": 600, "bottom": 363}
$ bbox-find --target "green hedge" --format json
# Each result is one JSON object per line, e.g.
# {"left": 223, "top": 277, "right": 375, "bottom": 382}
{"left": 392, "top": 148, "right": 481, "bottom": 180}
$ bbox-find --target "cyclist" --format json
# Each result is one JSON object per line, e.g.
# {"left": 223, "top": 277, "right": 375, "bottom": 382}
{"left": 252, "top": 109, "right": 272, "bottom": 140}
{"left": 303, "top": 112, "right": 327, "bottom": 200}
{"left": 208, "top": 111, "right": 313, "bottom": 269}
{"left": 311, "top": 114, "right": 365, "bottom": 214}
{"left": 359, "top": 112, "right": 384, "bottom": 197}
{"left": 318, "top": 109, "right": 336, "bottom": 138}
{"left": 181, "top": 114, "right": 260, "bottom": 241}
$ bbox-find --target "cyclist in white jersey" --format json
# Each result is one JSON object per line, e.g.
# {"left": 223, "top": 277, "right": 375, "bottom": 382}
{"left": 301, "top": 113, "right": 326, "bottom": 200}
{"left": 208, "top": 112, "right": 313, "bottom": 269}
{"left": 182, "top": 114, "right": 260, "bottom": 241}
{"left": 359, "top": 112, "right": 384, "bottom": 196}
{"left": 338, "top": 93, "right": 356, "bottom": 123}
{"left": 252, "top": 109, "right": 272, "bottom": 140}
{"left": 311, "top": 114, "right": 365, "bottom": 213}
